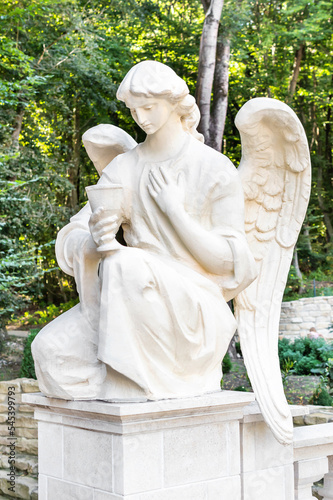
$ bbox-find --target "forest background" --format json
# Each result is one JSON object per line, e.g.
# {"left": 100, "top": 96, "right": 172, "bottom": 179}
{"left": 0, "top": 0, "right": 332, "bottom": 329}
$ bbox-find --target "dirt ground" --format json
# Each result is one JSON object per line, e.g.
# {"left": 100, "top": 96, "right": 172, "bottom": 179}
{"left": 223, "top": 358, "right": 321, "bottom": 405}
{"left": 0, "top": 334, "right": 25, "bottom": 381}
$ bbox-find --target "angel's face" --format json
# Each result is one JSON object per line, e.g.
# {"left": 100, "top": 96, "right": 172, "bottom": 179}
{"left": 125, "top": 94, "right": 177, "bottom": 135}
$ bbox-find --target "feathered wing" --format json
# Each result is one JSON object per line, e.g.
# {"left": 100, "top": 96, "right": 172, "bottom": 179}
{"left": 233, "top": 98, "right": 311, "bottom": 445}
{"left": 82, "top": 124, "right": 137, "bottom": 176}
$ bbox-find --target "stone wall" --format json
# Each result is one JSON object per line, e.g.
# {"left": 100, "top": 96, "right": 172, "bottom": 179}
{"left": 0, "top": 378, "right": 39, "bottom": 499}
{"left": 279, "top": 296, "right": 333, "bottom": 339}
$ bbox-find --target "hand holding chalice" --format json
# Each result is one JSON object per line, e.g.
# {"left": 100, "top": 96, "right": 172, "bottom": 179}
{"left": 86, "top": 184, "right": 123, "bottom": 254}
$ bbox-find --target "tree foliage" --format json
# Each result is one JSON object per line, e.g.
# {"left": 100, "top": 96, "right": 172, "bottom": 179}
{"left": 0, "top": 0, "right": 332, "bottom": 323}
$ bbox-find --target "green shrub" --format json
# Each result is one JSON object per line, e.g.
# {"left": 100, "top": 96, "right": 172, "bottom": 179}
{"left": 222, "top": 353, "right": 232, "bottom": 374}
{"left": 20, "top": 329, "right": 40, "bottom": 379}
{"left": 283, "top": 266, "right": 333, "bottom": 302}
{"left": 0, "top": 323, "right": 6, "bottom": 356}
{"left": 278, "top": 337, "right": 333, "bottom": 376}
{"left": 293, "top": 356, "right": 323, "bottom": 376}
{"left": 283, "top": 265, "right": 303, "bottom": 301}
{"left": 13, "top": 298, "right": 79, "bottom": 327}
{"left": 309, "top": 384, "right": 333, "bottom": 406}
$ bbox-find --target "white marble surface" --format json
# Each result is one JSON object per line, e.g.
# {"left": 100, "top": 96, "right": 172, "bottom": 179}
{"left": 241, "top": 420, "right": 293, "bottom": 472}
{"left": 26, "top": 390, "right": 252, "bottom": 499}
{"left": 113, "top": 431, "right": 163, "bottom": 495}
{"left": 242, "top": 401, "right": 309, "bottom": 423}
{"left": 293, "top": 422, "right": 333, "bottom": 464}
{"left": 26, "top": 394, "right": 333, "bottom": 500}
{"left": 23, "top": 390, "right": 255, "bottom": 417}
{"left": 234, "top": 97, "right": 311, "bottom": 445}
{"left": 242, "top": 465, "right": 294, "bottom": 500}
{"left": 32, "top": 61, "right": 257, "bottom": 407}
{"left": 63, "top": 425, "right": 113, "bottom": 491}
{"left": 38, "top": 422, "right": 63, "bottom": 478}
{"left": 31, "top": 60, "right": 311, "bottom": 446}
{"left": 294, "top": 457, "right": 328, "bottom": 500}
{"left": 28, "top": 391, "right": 331, "bottom": 499}
{"left": 163, "top": 421, "right": 240, "bottom": 487}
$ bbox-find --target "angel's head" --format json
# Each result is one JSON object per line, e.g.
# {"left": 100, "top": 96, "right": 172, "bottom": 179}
{"left": 117, "top": 60, "right": 203, "bottom": 142}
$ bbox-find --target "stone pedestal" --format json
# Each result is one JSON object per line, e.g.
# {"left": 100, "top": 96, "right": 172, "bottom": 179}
{"left": 23, "top": 391, "right": 256, "bottom": 500}
{"left": 241, "top": 403, "right": 303, "bottom": 500}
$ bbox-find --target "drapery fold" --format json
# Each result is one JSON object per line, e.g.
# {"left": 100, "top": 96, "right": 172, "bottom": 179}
{"left": 33, "top": 135, "right": 257, "bottom": 400}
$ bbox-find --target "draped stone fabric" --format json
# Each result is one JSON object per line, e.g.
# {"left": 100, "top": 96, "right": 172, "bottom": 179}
{"left": 32, "top": 136, "right": 257, "bottom": 401}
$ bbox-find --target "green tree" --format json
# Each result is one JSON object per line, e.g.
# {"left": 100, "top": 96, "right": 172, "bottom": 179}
{"left": 0, "top": 0, "right": 332, "bottom": 325}
{"left": 0, "top": 0, "right": 204, "bottom": 323}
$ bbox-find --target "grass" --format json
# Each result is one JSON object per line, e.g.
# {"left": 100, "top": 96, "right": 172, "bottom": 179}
{"left": 283, "top": 375, "right": 322, "bottom": 405}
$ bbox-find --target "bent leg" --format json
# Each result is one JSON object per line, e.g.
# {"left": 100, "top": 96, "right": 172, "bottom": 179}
{"left": 98, "top": 247, "right": 236, "bottom": 399}
{"left": 32, "top": 304, "right": 106, "bottom": 400}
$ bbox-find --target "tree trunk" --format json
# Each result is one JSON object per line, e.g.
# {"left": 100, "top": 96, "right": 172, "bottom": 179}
{"left": 207, "top": 34, "right": 230, "bottom": 151}
{"left": 68, "top": 102, "right": 80, "bottom": 209}
{"left": 293, "top": 248, "right": 304, "bottom": 294}
{"left": 325, "top": 84, "right": 332, "bottom": 182}
{"left": 201, "top": 0, "right": 210, "bottom": 12}
{"left": 310, "top": 82, "right": 333, "bottom": 242}
{"left": 11, "top": 107, "right": 25, "bottom": 149}
{"left": 196, "top": 0, "right": 224, "bottom": 142}
{"left": 303, "top": 224, "right": 312, "bottom": 253}
{"left": 288, "top": 45, "right": 304, "bottom": 99}
{"left": 317, "top": 152, "right": 333, "bottom": 241}
{"left": 227, "top": 334, "right": 237, "bottom": 360}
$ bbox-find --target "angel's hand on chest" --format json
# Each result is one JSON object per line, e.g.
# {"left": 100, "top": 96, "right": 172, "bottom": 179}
{"left": 147, "top": 166, "right": 185, "bottom": 217}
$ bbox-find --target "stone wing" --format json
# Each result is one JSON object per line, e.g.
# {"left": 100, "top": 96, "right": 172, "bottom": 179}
{"left": 82, "top": 124, "right": 137, "bottom": 176}
{"left": 233, "top": 98, "right": 311, "bottom": 444}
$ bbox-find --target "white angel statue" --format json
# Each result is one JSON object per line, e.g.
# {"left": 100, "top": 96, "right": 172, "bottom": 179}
{"left": 32, "top": 61, "right": 311, "bottom": 445}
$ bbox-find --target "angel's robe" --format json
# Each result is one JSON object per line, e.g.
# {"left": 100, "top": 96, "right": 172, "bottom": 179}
{"left": 32, "top": 135, "right": 257, "bottom": 401}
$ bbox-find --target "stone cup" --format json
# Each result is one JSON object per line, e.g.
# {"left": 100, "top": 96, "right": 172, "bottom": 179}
{"left": 85, "top": 184, "right": 123, "bottom": 253}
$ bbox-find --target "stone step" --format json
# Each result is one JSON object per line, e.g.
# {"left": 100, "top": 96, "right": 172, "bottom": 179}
{"left": 31, "top": 489, "right": 38, "bottom": 500}
{"left": 16, "top": 455, "right": 38, "bottom": 475}
{"left": 0, "top": 471, "right": 38, "bottom": 500}
{"left": 7, "top": 331, "right": 29, "bottom": 339}
{"left": 293, "top": 407, "right": 333, "bottom": 426}
{"left": 0, "top": 454, "right": 38, "bottom": 475}
{"left": 305, "top": 412, "right": 333, "bottom": 425}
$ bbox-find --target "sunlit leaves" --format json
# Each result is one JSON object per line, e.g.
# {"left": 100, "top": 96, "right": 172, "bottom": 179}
{"left": 0, "top": 0, "right": 332, "bottom": 321}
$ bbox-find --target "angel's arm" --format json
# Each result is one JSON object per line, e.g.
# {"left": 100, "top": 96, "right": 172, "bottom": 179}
{"left": 55, "top": 204, "right": 96, "bottom": 277}
{"left": 148, "top": 166, "right": 246, "bottom": 276}
{"left": 56, "top": 158, "right": 124, "bottom": 274}
{"left": 167, "top": 208, "right": 234, "bottom": 275}
{"left": 58, "top": 124, "right": 137, "bottom": 265}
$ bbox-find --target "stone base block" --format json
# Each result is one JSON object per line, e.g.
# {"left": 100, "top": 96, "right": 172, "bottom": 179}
{"left": 23, "top": 391, "right": 255, "bottom": 499}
